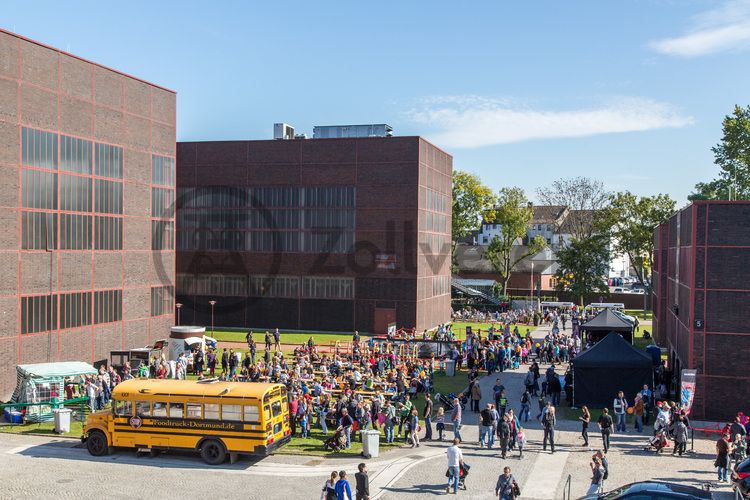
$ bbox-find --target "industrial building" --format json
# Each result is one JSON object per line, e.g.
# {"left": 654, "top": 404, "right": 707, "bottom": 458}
{"left": 0, "top": 29, "right": 176, "bottom": 398}
{"left": 175, "top": 133, "right": 452, "bottom": 334}
{"left": 652, "top": 200, "right": 750, "bottom": 420}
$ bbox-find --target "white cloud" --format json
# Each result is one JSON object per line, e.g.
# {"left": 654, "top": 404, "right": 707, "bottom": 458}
{"left": 650, "top": 0, "right": 750, "bottom": 57}
{"left": 406, "top": 96, "right": 693, "bottom": 149}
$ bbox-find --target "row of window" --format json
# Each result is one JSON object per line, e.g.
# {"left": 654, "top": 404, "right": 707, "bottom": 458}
{"left": 150, "top": 285, "right": 174, "bottom": 317}
{"left": 113, "top": 400, "right": 266, "bottom": 422}
{"left": 152, "top": 187, "right": 174, "bottom": 219}
{"left": 20, "top": 289, "right": 122, "bottom": 335}
{"left": 176, "top": 208, "right": 355, "bottom": 231}
{"left": 175, "top": 229, "right": 354, "bottom": 253}
{"left": 425, "top": 189, "right": 449, "bottom": 214}
{"left": 430, "top": 275, "right": 451, "bottom": 298}
{"left": 22, "top": 212, "right": 122, "bottom": 250}
{"left": 23, "top": 171, "right": 123, "bottom": 215}
{"left": 421, "top": 233, "right": 450, "bottom": 255}
{"left": 176, "top": 274, "right": 355, "bottom": 300}
{"left": 423, "top": 211, "right": 449, "bottom": 234}
{"left": 152, "top": 155, "right": 175, "bottom": 187}
{"left": 177, "top": 186, "right": 356, "bottom": 209}
{"left": 152, "top": 220, "right": 174, "bottom": 250}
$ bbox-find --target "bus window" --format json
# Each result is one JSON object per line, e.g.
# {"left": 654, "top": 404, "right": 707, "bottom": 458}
{"left": 222, "top": 405, "right": 241, "bottom": 421}
{"left": 271, "top": 401, "right": 282, "bottom": 418}
{"left": 186, "top": 403, "right": 202, "bottom": 419}
{"left": 263, "top": 405, "right": 271, "bottom": 420}
{"left": 243, "top": 405, "right": 259, "bottom": 423}
{"left": 169, "top": 402, "right": 184, "bottom": 418}
{"left": 152, "top": 402, "right": 168, "bottom": 417}
{"left": 135, "top": 401, "right": 151, "bottom": 417}
{"left": 204, "top": 403, "right": 219, "bottom": 420}
{"left": 113, "top": 400, "right": 131, "bottom": 416}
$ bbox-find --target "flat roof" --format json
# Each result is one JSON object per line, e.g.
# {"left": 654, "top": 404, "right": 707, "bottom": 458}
{"left": 111, "top": 378, "right": 282, "bottom": 398}
{"left": 1, "top": 28, "right": 175, "bottom": 94}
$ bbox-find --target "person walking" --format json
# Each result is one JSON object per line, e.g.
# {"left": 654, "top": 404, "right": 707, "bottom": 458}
{"left": 446, "top": 438, "right": 464, "bottom": 494}
{"left": 586, "top": 456, "right": 605, "bottom": 495}
{"left": 519, "top": 389, "right": 531, "bottom": 422}
{"left": 339, "top": 409, "right": 354, "bottom": 449}
{"left": 409, "top": 408, "right": 420, "bottom": 448}
{"left": 436, "top": 407, "right": 446, "bottom": 441}
{"left": 672, "top": 416, "right": 688, "bottom": 456}
{"left": 634, "top": 396, "right": 644, "bottom": 433}
{"left": 579, "top": 406, "right": 591, "bottom": 447}
{"left": 335, "top": 470, "right": 353, "bottom": 500}
{"left": 598, "top": 408, "right": 614, "bottom": 453}
{"left": 355, "top": 463, "right": 369, "bottom": 500}
{"left": 495, "top": 466, "right": 520, "bottom": 500}
{"left": 498, "top": 414, "right": 511, "bottom": 459}
{"left": 471, "top": 382, "right": 482, "bottom": 413}
{"left": 613, "top": 391, "right": 628, "bottom": 432}
{"left": 321, "top": 471, "right": 338, "bottom": 500}
{"left": 479, "top": 404, "right": 493, "bottom": 449}
{"left": 542, "top": 405, "right": 556, "bottom": 453}
{"left": 423, "top": 393, "right": 434, "bottom": 441}
{"left": 516, "top": 427, "right": 526, "bottom": 458}
{"left": 451, "top": 398, "right": 463, "bottom": 442}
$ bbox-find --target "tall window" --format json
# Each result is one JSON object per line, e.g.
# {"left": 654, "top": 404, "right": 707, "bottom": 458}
{"left": 94, "top": 216, "right": 122, "bottom": 250}
{"left": 22, "top": 212, "right": 56, "bottom": 250}
{"left": 60, "top": 135, "right": 92, "bottom": 174}
{"left": 59, "top": 291, "right": 92, "bottom": 329}
{"left": 22, "top": 127, "right": 57, "bottom": 169}
{"left": 95, "top": 143, "right": 123, "bottom": 179}
{"left": 94, "top": 289, "right": 122, "bottom": 324}
{"left": 21, "top": 294, "right": 57, "bottom": 334}
{"left": 150, "top": 285, "right": 174, "bottom": 316}
{"left": 152, "top": 155, "right": 175, "bottom": 187}
{"left": 59, "top": 213, "right": 92, "bottom": 250}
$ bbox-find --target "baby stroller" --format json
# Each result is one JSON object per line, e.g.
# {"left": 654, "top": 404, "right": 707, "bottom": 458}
{"left": 458, "top": 462, "right": 470, "bottom": 490}
{"left": 323, "top": 426, "right": 347, "bottom": 453}
{"left": 645, "top": 427, "right": 671, "bottom": 453}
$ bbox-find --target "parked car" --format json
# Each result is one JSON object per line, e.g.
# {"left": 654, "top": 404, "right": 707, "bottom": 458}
{"left": 732, "top": 457, "right": 750, "bottom": 498}
{"left": 613, "top": 287, "right": 625, "bottom": 293}
{"left": 583, "top": 481, "right": 712, "bottom": 500}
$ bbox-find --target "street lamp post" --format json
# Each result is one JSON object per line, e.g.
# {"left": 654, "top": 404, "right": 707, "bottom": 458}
{"left": 209, "top": 300, "right": 217, "bottom": 335}
{"left": 530, "top": 261, "right": 534, "bottom": 310}
{"left": 175, "top": 302, "right": 182, "bottom": 326}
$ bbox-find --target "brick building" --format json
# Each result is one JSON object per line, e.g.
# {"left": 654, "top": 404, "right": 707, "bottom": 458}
{"left": 0, "top": 29, "right": 176, "bottom": 398}
{"left": 652, "top": 200, "right": 750, "bottom": 420}
{"left": 175, "top": 136, "right": 452, "bottom": 334}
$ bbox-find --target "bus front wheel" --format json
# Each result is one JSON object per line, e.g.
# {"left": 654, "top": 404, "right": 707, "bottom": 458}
{"left": 200, "top": 439, "right": 226, "bottom": 465}
{"left": 86, "top": 430, "right": 109, "bottom": 457}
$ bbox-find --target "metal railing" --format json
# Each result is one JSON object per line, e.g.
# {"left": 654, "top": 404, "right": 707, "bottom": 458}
{"left": 563, "top": 474, "right": 572, "bottom": 500}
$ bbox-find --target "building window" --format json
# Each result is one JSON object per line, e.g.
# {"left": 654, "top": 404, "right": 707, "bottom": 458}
{"left": 59, "top": 174, "right": 92, "bottom": 212}
{"left": 95, "top": 143, "right": 123, "bottom": 179}
{"left": 59, "top": 291, "right": 92, "bottom": 329}
{"left": 151, "top": 285, "right": 174, "bottom": 317}
{"left": 94, "top": 289, "right": 122, "bottom": 324}
{"left": 95, "top": 179, "right": 123, "bottom": 214}
{"left": 21, "top": 294, "right": 57, "bottom": 334}
{"left": 60, "top": 135, "right": 92, "bottom": 174}
{"left": 59, "top": 213, "right": 92, "bottom": 250}
{"left": 94, "top": 216, "right": 122, "bottom": 250}
{"left": 22, "top": 169, "right": 57, "bottom": 209}
{"left": 152, "top": 220, "right": 174, "bottom": 250}
{"left": 152, "top": 155, "right": 175, "bottom": 187}
{"left": 301, "top": 277, "right": 354, "bottom": 299}
{"left": 248, "top": 275, "right": 299, "bottom": 298}
{"left": 22, "top": 212, "right": 57, "bottom": 250}
{"left": 22, "top": 127, "right": 57, "bottom": 169}
{"left": 151, "top": 187, "right": 174, "bottom": 219}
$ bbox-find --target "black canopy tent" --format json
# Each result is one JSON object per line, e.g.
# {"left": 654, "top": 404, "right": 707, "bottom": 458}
{"left": 572, "top": 332, "right": 653, "bottom": 408}
{"left": 580, "top": 309, "right": 634, "bottom": 343}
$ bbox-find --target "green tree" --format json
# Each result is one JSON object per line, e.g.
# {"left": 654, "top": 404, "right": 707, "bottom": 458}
{"left": 483, "top": 187, "right": 547, "bottom": 297}
{"left": 601, "top": 192, "right": 676, "bottom": 301}
{"left": 690, "top": 104, "right": 750, "bottom": 200}
{"left": 452, "top": 170, "right": 497, "bottom": 269}
{"left": 554, "top": 235, "right": 610, "bottom": 306}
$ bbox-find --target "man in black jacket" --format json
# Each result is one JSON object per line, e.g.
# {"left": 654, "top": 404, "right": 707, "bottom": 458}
{"left": 355, "top": 463, "right": 369, "bottom": 500}
{"left": 498, "top": 414, "right": 512, "bottom": 459}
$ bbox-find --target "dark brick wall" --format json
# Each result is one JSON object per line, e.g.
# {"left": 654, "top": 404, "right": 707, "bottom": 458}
{"left": 0, "top": 29, "right": 175, "bottom": 398}
{"left": 654, "top": 201, "right": 750, "bottom": 420}
{"left": 176, "top": 137, "right": 452, "bottom": 334}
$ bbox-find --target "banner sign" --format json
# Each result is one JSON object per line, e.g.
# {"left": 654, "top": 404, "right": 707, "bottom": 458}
{"left": 680, "top": 369, "right": 697, "bottom": 415}
{"left": 387, "top": 323, "right": 397, "bottom": 337}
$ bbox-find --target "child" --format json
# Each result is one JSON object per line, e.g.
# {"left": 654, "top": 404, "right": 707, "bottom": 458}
{"left": 300, "top": 410, "right": 309, "bottom": 438}
{"left": 436, "top": 407, "right": 445, "bottom": 441}
{"left": 517, "top": 427, "right": 526, "bottom": 458}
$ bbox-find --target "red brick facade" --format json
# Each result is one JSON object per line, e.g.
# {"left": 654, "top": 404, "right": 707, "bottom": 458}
{"left": 652, "top": 201, "right": 750, "bottom": 420}
{"left": 0, "top": 30, "right": 175, "bottom": 398}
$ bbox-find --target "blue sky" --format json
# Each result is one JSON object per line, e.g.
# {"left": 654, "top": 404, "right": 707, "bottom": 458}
{"left": 4, "top": 0, "right": 750, "bottom": 203}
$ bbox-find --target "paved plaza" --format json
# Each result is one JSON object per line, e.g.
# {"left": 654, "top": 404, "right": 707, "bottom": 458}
{"left": 0, "top": 326, "right": 738, "bottom": 499}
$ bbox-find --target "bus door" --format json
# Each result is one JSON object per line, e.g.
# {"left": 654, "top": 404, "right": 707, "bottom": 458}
{"left": 112, "top": 399, "right": 136, "bottom": 448}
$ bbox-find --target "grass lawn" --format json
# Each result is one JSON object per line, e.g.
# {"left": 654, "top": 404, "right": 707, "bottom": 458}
{"left": 212, "top": 330, "right": 369, "bottom": 346}
{"left": 624, "top": 309, "right": 654, "bottom": 321}
{"left": 450, "top": 322, "right": 532, "bottom": 340}
{"left": 0, "top": 419, "right": 84, "bottom": 437}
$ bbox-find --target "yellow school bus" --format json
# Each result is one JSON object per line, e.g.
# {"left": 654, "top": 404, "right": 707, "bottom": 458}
{"left": 82, "top": 379, "right": 291, "bottom": 464}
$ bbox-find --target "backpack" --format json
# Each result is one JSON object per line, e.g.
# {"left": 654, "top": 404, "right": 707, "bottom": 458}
{"left": 544, "top": 411, "right": 554, "bottom": 427}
